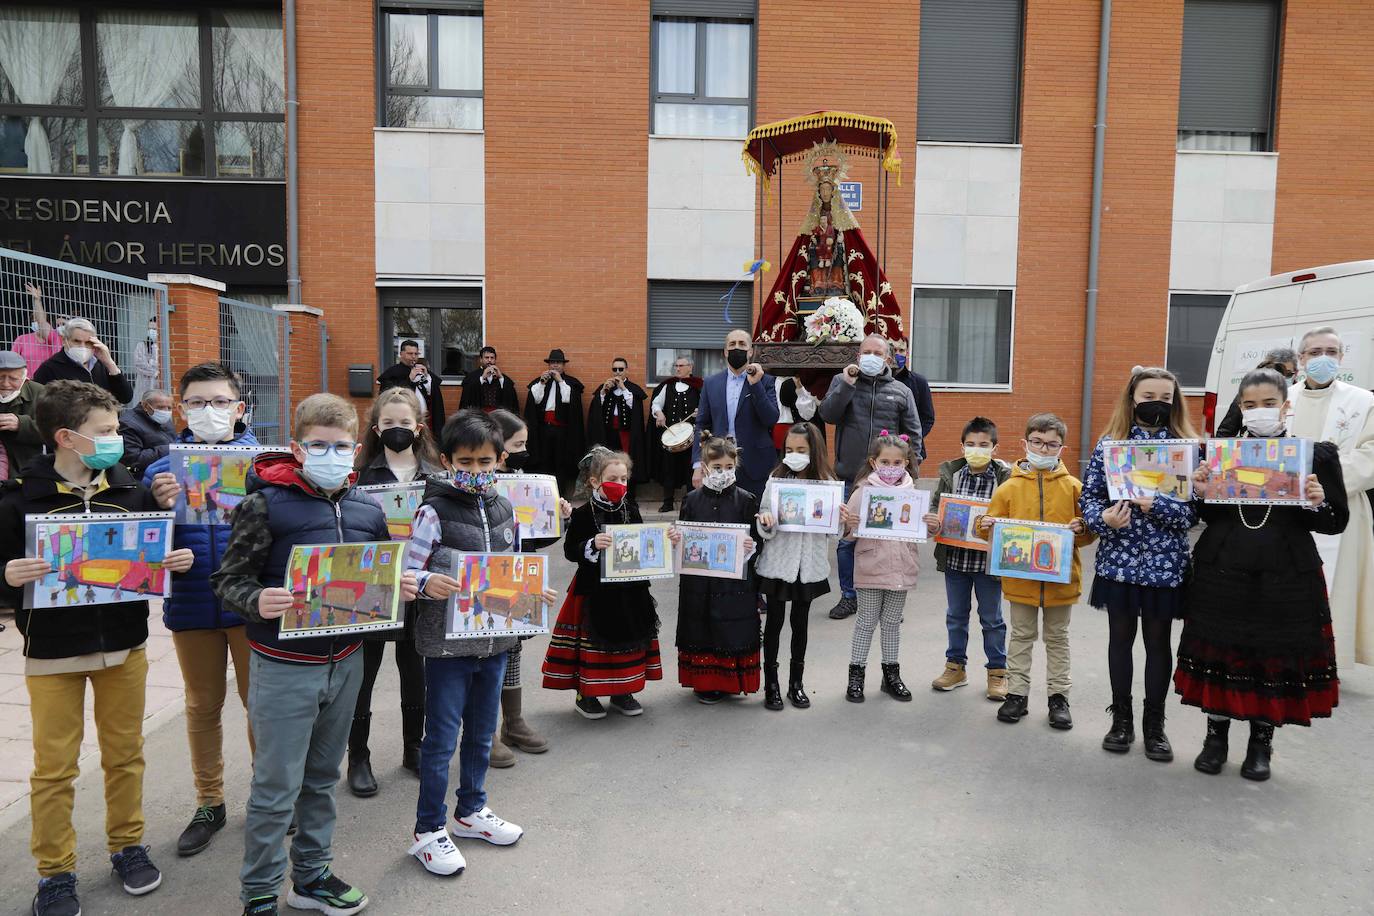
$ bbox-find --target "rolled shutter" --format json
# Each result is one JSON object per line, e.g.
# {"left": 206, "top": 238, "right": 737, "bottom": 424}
{"left": 648, "top": 281, "right": 752, "bottom": 350}
{"left": 651, "top": 0, "right": 755, "bottom": 18}
{"left": 917, "top": 0, "right": 1023, "bottom": 144}
{"left": 1178, "top": 0, "right": 1278, "bottom": 134}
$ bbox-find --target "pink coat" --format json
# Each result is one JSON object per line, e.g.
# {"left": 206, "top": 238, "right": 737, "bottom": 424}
{"left": 845, "top": 471, "right": 920, "bottom": 591}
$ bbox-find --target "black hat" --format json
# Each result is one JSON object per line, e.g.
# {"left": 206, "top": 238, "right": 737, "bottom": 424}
{"left": 544, "top": 349, "right": 569, "bottom": 363}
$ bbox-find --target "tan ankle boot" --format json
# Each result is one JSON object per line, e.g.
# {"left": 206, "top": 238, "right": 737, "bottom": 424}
{"left": 488, "top": 730, "right": 516, "bottom": 768}
{"left": 500, "top": 687, "right": 549, "bottom": 753}
{"left": 931, "top": 661, "right": 968, "bottom": 691}
{"left": 986, "top": 668, "right": 1009, "bottom": 701}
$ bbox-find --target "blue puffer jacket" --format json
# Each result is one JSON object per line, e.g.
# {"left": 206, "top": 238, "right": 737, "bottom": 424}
{"left": 1080, "top": 426, "right": 1198, "bottom": 588}
{"left": 144, "top": 426, "right": 261, "bottom": 631}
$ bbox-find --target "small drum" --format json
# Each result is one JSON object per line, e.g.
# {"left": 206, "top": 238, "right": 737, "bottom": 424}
{"left": 662, "top": 422, "right": 694, "bottom": 452}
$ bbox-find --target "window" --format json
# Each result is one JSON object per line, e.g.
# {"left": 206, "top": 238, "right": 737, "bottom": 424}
{"left": 911, "top": 288, "right": 1013, "bottom": 386}
{"left": 0, "top": 6, "right": 285, "bottom": 178}
{"left": 1178, "top": 0, "right": 1278, "bottom": 151}
{"left": 381, "top": 9, "right": 482, "bottom": 130}
{"left": 380, "top": 287, "right": 482, "bottom": 380}
{"left": 651, "top": 9, "right": 753, "bottom": 139}
{"left": 916, "top": 0, "right": 1023, "bottom": 144}
{"left": 1167, "top": 293, "right": 1228, "bottom": 388}
{"left": 648, "top": 280, "right": 751, "bottom": 381}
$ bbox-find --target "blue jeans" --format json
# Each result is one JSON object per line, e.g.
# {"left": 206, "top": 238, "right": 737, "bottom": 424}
{"left": 837, "top": 480, "right": 855, "bottom": 598}
{"left": 415, "top": 653, "right": 507, "bottom": 833}
{"left": 944, "top": 570, "right": 1007, "bottom": 668}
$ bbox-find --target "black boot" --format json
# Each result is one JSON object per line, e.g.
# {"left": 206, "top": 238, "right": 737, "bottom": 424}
{"left": 1141, "top": 700, "right": 1174, "bottom": 762}
{"left": 1241, "top": 721, "right": 1274, "bottom": 782}
{"left": 346, "top": 714, "right": 377, "bottom": 798}
{"left": 400, "top": 704, "right": 424, "bottom": 777}
{"left": 846, "top": 664, "right": 865, "bottom": 703}
{"left": 880, "top": 663, "right": 912, "bottom": 701}
{"left": 786, "top": 660, "right": 810, "bottom": 709}
{"left": 1194, "top": 717, "right": 1230, "bottom": 774}
{"left": 1102, "top": 696, "right": 1135, "bottom": 753}
{"left": 997, "top": 693, "right": 1029, "bottom": 723}
{"left": 763, "top": 663, "right": 784, "bottom": 711}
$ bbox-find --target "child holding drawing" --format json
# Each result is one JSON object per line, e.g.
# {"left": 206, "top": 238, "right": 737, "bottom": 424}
{"left": 755, "top": 422, "right": 834, "bottom": 709}
{"left": 676, "top": 434, "right": 761, "bottom": 703}
{"left": 979, "top": 413, "right": 1095, "bottom": 730}
{"left": 1081, "top": 367, "right": 1200, "bottom": 762}
{"left": 346, "top": 387, "right": 444, "bottom": 798}
{"left": 543, "top": 447, "right": 665, "bottom": 718}
{"left": 921, "top": 417, "right": 1012, "bottom": 699}
{"left": 839, "top": 431, "right": 920, "bottom": 703}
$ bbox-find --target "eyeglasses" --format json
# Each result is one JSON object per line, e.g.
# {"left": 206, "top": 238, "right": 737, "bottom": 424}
{"left": 1025, "top": 438, "right": 1064, "bottom": 454}
{"left": 1302, "top": 348, "right": 1341, "bottom": 359}
{"left": 182, "top": 397, "right": 238, "bottom": 410}
{"left": 299, "top": 441, "right": 358, "bottom": 457}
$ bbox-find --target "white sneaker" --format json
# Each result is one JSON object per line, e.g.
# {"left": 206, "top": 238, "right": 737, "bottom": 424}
{"left": 409, "top": 828, "right": 466, "bottom": 875}
{"left": 452, "top": 807, "right": 524, "bottom": 846}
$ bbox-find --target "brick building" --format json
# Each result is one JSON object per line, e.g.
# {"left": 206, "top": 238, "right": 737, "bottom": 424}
{"left": 3, "top": 0, "right": 1371, "bottom": 461}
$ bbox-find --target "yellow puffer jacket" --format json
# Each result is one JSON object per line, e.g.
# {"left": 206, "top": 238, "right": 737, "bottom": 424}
{"left": 985, "top": 459, "right": 1096, "bottom": 606}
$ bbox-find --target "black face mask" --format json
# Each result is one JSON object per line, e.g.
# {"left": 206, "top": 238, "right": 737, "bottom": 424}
{"left": 726, "top": 348, "right": 749, "bottom": 370}
{"left": 1133, "top": 400, "right": 1172, "bottom": 428}
{"left": 505, "top": 449, "right": 532, "bottom": 471}
{"left": 379, "top": 426, "right": 416, "bottom": 453}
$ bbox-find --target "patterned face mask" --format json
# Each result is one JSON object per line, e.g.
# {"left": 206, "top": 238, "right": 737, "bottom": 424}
{"left": 451, "top": 469, "right": 496, "bottom": 494}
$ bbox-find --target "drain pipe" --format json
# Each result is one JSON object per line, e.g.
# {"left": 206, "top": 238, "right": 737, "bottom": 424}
{"left": 1079, "top": 0, "right": 1112, "bottom": 468}
{"left": 285, "top": 0, "right": 302, "bottom": 304}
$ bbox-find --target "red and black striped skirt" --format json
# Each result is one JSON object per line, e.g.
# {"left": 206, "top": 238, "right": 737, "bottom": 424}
{"left": 541, "top": 590, "right": 661, "bottom": 697}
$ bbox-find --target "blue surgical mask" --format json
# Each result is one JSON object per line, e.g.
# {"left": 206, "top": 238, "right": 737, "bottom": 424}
{"left": 894, "top": 354, "right": 907, "bottom": 369}
{"left": 1304, "top": 355, "right": 1339, "bottom": 385}
{"left": 150, "top": 408, "right": 172, "bottom": 426}
{"left": 452, "top": 469, "right": 496, "bottom": 494}
{"left": 858, "top": 354, "right": 885, "bottom": 377}
{"left": 71, "top": 432, "right": 125, "bottom": 470}
{"left": 301, "top": 450, "right": 355, "bottom": 491}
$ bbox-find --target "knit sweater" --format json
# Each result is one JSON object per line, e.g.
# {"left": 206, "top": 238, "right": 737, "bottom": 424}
{"left": 756, "top": 476, "right": 837, "bottom": 585}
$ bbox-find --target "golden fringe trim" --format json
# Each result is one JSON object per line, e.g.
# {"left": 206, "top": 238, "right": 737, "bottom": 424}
{"left": 742, "top": 111, "right": 902, "bottom": 190}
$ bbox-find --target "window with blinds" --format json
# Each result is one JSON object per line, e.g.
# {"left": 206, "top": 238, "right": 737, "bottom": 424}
{"left": 647, "top": 280, "right": 751, "bottom": 381}
{"left": 1177, "top": 0, "right": 1279, "bottom": 152}
{"left": 916, "top": 0, "right": 1024, "bottom": 144}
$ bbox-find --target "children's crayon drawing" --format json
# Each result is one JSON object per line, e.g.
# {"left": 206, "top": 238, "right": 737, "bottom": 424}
{"left": 934, "top": 496, "right": 992, "bottom": 552}
{"left": 1101, "top": 439, "right": 1199, "bottom": 501}
{"left": 769, "top": 478, "right": 843, "bottom": 535}
{"left": 855, "top": 486, "right": 931, "bottom": 542}
{"left": 675, "top": 521, "right": 750, "bottom": 580}
{"left": 444, "top": 552, "right": 550, "bottom": 639}
{"left": 25, "top": 512, "right": 175, "bottom": 609}
{"left": 1203, "top": 437, "right": 1312, "bottom": 506}
{"left": 493, "top": 474, "right": 562, "bottom": 541}
{"left": 358, "top": 482, "right": 425, "bottom": 539}
{"left": 987, "top": 519, "right": 1074, "bottom": 584}
{"left": 601, "top": 523, "right": 675, "bottom": 582}
{"left": 278, "top": 540, "right": 406, "bottom": 639}
{"left": 169, "top": 444, "right": 265, "bottom": 525}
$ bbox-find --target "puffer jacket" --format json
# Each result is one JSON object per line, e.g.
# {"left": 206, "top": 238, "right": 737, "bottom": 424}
{"left": 1080, "top": 427, "right": 1197, "bottom": 588}
{"left": 756, "top": 476, "right": 837, "bottom": 584}
{"left": 145, "top": 427, "right": 261, "bottom": 631}
{"left": 985, "top": 459, "right": 1096, "bottom": 606}
{"left": 818, "top": 368, "right": 922, "bottom": 482}
{"left": 844, "top": 470, "right": 920, "bottom": 591}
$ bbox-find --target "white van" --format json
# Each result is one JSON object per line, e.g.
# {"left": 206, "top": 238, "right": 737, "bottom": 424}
{"left": 1202, "top": 259, "right": 1374, "bottom": 434}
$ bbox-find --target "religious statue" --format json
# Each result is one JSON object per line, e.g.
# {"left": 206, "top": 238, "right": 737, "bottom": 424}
{"left": 804, "top": 166, "right": 850, "bottom": 297}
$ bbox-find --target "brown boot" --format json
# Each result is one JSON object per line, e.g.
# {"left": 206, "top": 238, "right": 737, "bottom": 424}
{"left": 931, "top": 661, "right": 968, "bottom": 691}
{"left": 986, "top": 668, "right": 1009, "bottom": 702}
{"left": 488, "top": 730, "right": 516, "bottom": 768}
{"left": 500, "top": 687, "right": 549, "bottom": 754}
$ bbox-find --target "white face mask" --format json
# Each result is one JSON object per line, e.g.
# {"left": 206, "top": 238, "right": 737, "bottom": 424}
{"left": 1025, "top": 450, "right": 1060, "bottom": 471}
{"left": 1242, "top": 406, "right": 1285, "bottom": 437}
{"left": 150, "top": 408, "right": 173, "bottom": 426}
{"left": 0, "top": 387, "right": 22, "bottom": 404}
{"left": 65, "top": 346, "right": 91, "bottom": 365}
{"left": 703, "top": 468, "right": 736, "bottom": 492}
{"left": 187, "top": 404, "right": 237, "bottom": 443}
{"left": 858, "top": 354, "right": 886, "bottom": 377}
{"left": 782, "top": 452, "right": 810, "bottom": 472}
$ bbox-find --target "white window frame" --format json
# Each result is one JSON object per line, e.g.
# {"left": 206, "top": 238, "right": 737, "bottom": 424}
{"left": 911, "top": 284, "right": 1016, "bottom": 393}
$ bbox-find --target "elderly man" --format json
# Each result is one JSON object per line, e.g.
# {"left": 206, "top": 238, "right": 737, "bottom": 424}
{"left": 1288, "top": 326, "right": 1374, "bottom": 667}
{"left": 819, "top": 333, "right": 923, "bottom": 619}
{"left": 693, "top": 330, "right": 779, "bottom": 501}
{"left": 458, "top": 345, "right": 520, "bottom": 413}
{"left": 651, "top": 354, "right": 703, "bottom": 511}
{"left": 119, "top": 388, "right": 176, "bottom": 478}
{"left": 32, "top": 317, "right": 133, "bottom": 404}
{"left": 0, "top": 350, "right": 43, "bottom": 480}
{"left": 377, "top": 339, "right": 446, "bottom": 430}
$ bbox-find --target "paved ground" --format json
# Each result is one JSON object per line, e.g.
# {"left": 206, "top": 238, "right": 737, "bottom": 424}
{"left": 2, "top": 534, "right": 1373, "bottom": 915}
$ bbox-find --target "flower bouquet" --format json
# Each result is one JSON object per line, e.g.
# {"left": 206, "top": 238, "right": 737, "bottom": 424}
{"left": 803, "top": 296, "right": 865, "bottom": 344}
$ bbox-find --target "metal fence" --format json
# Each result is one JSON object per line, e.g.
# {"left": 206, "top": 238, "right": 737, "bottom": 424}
{"left": 0, "top": 248, "right": 169, "bottom": 400}
{"left": 219, "top": 296, "right": 290, "bottom": 445}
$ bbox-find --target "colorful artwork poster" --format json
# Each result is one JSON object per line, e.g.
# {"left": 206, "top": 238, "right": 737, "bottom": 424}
{"left": 601, "top": 523, "right": 674, "bottom": 583}
{"left": 278, "top": 540, "right": 406, "bottom": 639}
{"left": 675, "top": 521, "right": 750, "bottom": 580}
{"left": 169, "top": 444, "right": 265, "bottom": 525}
{"left": 25, "top": 512, "right": 175, "bottom": 609}
{"left": 358, "top": 482, "right": 425, "bottom": 539}
{"left": 987, "top": 520, "right": 1074, "bottom": 584}
{"left": 934, "top": 496, "right": 991, "bottom": 552}
{"left": 493, "top": 474, "right": 562, "bottom": 541}
{"left": 444, "top": 552, "right": 550, "bottom": 639}
{"left": 855, "top": 486, "right": 931, "bottom": 542}
{"left": 1203, "top": 437, "right": 1313, "bottom": 506}
{"left": 769, "top": 478, "right": 844, "bottom": 535}
{"left": 1101, "top": 439, "right": 1200, "bottom": 501}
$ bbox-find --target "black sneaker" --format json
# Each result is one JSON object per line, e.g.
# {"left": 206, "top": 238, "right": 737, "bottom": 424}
{"left": 1048, "top": 693, "right": 1074, "bottom": 730}
{"left": 110, "top": 845, "right": 161, "bottom": 896}
{"left": 828, "top": 596, "right": 857, "bottom": 619}
{"left": 694, "top": 690, "right": 726, "bottom": 705}
{"left": 243, "top": 895, "right": 279, "bottom": 916}
{"left": 608, "top": 694, "right": 643, "bottom": 716}
{"left": 177, "top": 803, "right": 227, "bottom": 857}
{"left": 32, "top": 872, "right": 79, "bottom": 916}
{"left": 285, "top": 867, "right": 367, "bottom": 914}
{"left": 997, "top": 693, "right": 1029, "bottom": 723}
{"left": 574, "top": 693, "right": 606, "bottom": 719}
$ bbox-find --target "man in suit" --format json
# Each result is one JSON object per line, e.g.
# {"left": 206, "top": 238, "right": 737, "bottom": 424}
{"left": 692, "top": 329, "right": 780, "bottom": 501}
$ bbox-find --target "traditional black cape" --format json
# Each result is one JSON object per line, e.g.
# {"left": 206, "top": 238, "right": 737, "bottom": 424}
{"left": 523, "top": 372, "right": 585, "bottom": 490}
{"left": 647, "top": 376, "right": 702, "bottom": 484}
{"left": 587, "top": 380, "right": 649, "bottom": 483}
{"left": 458, "top": 372, "right": 521, "bottom": 414}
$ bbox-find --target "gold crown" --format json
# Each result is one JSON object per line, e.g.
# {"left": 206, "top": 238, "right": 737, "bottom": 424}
{"left": 805, "top": 141, "right": 849, "bottom": 188}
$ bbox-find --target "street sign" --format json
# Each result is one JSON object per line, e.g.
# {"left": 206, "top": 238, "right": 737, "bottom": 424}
{"left": 840, "top": 181, "right": 862, "bottom": 212}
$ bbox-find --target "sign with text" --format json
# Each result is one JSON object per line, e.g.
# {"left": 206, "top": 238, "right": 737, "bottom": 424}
{"left": 839, "top": 181, "right": 862, "bottom": 212}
